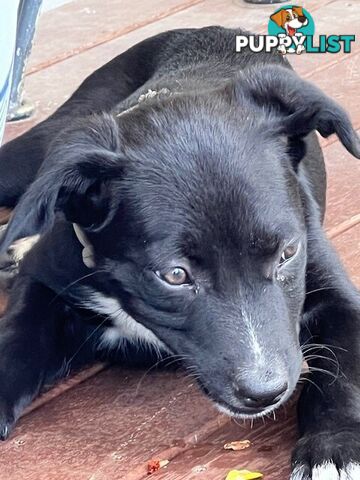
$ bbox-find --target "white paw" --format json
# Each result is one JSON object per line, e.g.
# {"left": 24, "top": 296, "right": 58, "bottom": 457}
{"left": 296, "top": 44, "right": 306, "bottom": 55}
{"left": 340, "top": 463, "right": 360, "bottom": 480}
{"left": 8, "top": 234, "right": 40, "bottom": 263}
{"left": 290, "top": 464, "right": 308, "bottom": 480}
{"left": 290, "top": 462, "right": 360, "bottom": 480}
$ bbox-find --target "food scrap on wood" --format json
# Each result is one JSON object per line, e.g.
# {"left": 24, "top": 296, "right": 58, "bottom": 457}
{"left": 225, "top": 469, "right": 263, "bottom": 480}
{"left": 147, "top": 459, "right": 169, "bottom": 474}
{"left": 224, "top": 440, "right": 251, "bottom": 451}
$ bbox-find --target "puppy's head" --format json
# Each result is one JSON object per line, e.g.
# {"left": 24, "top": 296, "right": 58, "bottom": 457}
{"left": 2, "top": 65, "right": 359, "bottom": 418}
{"left": 270, "top": 7, "right": 308, "bottom": 35}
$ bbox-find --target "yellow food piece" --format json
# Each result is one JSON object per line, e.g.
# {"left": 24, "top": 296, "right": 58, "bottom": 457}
{"left": 224, "top": 440, "right": 251, "bottom": 451}
{"left": 225, "top": 469, "right": 263, "bottom": 480}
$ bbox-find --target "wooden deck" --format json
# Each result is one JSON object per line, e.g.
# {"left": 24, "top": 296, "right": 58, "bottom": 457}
{"left": 0, "top": 1, "right": 359, "bottom": 479}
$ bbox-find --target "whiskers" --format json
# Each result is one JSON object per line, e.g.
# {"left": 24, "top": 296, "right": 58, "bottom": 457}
{"left": 298, "top": 342, "right": 346, "bottom": 394}
{"left": 133, "top": 353, "right": 195, "bottom": 396}
{"left": 49, "top": 268, "right": 107, "bottom": 305}
{"left": 297, "top": 375, "right": 325, "bottom": 396}
{"left": 305, "top": 286, "right": 339, "bottom": 297}
{"left": 182, "top": 363, "right": 202, "bottom": 383}
{"left": 63, "top": 309, "right": 118, "bottom": 373}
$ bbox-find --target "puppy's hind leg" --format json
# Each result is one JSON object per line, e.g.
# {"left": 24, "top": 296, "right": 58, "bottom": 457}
{"left": 0, "top": 274, "right": 97, "bottom": 440}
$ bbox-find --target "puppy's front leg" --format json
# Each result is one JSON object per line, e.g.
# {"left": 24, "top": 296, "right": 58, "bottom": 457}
{"left": 291, "top": 232, "right": 360, "bottom": 479}
{"left": 0, "top": 274, "right": 94, "bottom": 440}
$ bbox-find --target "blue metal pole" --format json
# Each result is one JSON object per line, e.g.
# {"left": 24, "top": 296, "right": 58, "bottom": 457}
{"left": 0, "top": 0, "right": 20, "bottom": 140}
{"left": 7, "top": 0, "right": 42, "bottom": 121}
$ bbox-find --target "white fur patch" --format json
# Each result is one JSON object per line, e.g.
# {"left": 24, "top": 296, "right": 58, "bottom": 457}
{"left": 340, "top": 463, "right": 360, "bottom": 480}
{"left": 290, "top": 462, "right": 360, "bottom": 480}
{"left": 312, "top": 462, "right": 339, "bottom": 480}
{"left": 242, "top": 308, "right": 264, "bottom": 365}
{"left": 82, "top": 290, "right": 168, "bottom": 355}
{"left": 290, "top": 464, "right": 308, "bottom": 480}
{"left": 9, "top": 235, "right": 40, "bottom": 262}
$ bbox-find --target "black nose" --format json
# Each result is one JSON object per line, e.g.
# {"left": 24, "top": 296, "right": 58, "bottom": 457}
{"left": 234, "top": 382, "right": 288, "bottom": 409}
{"left": 298, "top": 15, "right": 307, "bottom": 23}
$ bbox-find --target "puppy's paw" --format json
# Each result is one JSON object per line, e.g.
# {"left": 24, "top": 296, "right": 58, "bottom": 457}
{"left": 0, "top": 401, "right": 15, "bottom": 441}
{"left": 290, "top": 429, "right": 360, "bottom": 479}
{"left": 296, "top": 44, "right": 306, "bottom": 55}
{"left": 291, "top": 462, "right": 360, "bottom": 480}
{"left": 0, "top": 250, "right": 18, "bottom": 289}
{"left": 8, "top": 235, "right": 40, "bottom": 264}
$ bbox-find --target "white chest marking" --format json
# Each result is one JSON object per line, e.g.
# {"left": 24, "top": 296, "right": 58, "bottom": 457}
{"left": 82, "top": 291, "right": 168, "bottom": 355}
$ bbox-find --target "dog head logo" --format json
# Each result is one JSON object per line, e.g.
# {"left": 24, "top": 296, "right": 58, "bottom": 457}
{"left": 268, "top": 5, "right": 315, "bottom": 55}
{"left": 270, "top": 6, "right": 308, "bottom": 36}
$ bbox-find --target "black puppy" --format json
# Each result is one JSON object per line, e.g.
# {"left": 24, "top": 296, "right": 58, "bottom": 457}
{"left": 0, "top": 27, "right": 359, "bottom": 479}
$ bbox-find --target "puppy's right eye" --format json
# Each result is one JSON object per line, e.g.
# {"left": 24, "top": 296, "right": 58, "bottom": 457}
{"left": 157, "top": 267, "right": 191, "bottom": 286}
{"left": 279, "top": 242, "right": 299, "bottom": 266}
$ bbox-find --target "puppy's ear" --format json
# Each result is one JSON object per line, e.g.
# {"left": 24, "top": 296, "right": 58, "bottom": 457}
{"left": 293, "top": 6, "right": 305, "bottom": 17}
{"left": 270, "top": 9, "right": 285, "bottom": 28}
{"left": 0, "top": 114, "right": 124, "bottom": 253}
{"left": 239, "top": 65, "right": 360, "bottom": 160}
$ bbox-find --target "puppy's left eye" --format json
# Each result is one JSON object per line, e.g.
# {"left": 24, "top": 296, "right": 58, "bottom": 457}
{"left": 279, "top": 243, "right": 299, "bottom": 266}
{"left": 160, "top": 267, "right": 191, "bottom": 286}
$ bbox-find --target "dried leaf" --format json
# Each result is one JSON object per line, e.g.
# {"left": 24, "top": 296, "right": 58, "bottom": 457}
{"left": 225, "top": 469, "right": 263, "bottom": 480}
{"left": 224, "top": 440, "right": 251, "bottom": 451}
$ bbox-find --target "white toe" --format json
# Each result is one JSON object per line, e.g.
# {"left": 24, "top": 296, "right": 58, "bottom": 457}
{"left": 312, "top": 462, "right": 339, "bottom": 480}
{"left": 340, "top": 463, "right": 360, "bottom": 480}
{"left": 290, "top": 464, "right": 309, "bottom": 480}
{"left": 290, "top": 461, "right": 360, "bottom": 480}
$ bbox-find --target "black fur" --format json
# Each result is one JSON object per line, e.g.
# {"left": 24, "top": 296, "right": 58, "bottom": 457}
{"left": 0, "top": 27, "right": 359, "bottom": 479}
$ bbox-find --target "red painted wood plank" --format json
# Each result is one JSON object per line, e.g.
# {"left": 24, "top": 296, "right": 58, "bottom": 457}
{"left": 152, "top": 406, "right": 298, "bottom": 480}
{"left": 332, "top": 223, "right": 360, "bottom": 288}
{"left": 28, "top": 0, "right": 204, "bottom": 75}
{"left": 0, "top": 369, "right": 218, "bottom": 480}
{"left": 324, "top": 129, "right": 360, "bottom": 229}
{"left": 6, "top": 1, "right": 359, "bottom": 142}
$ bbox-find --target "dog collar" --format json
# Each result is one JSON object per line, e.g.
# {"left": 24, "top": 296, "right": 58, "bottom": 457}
{"left": 73, "top": 223, "right": 95, "bottom": 269}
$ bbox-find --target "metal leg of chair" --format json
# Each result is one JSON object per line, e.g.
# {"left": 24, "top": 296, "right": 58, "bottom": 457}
{"left": 7, "top": 0, "right": 42, "bottom": 122}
